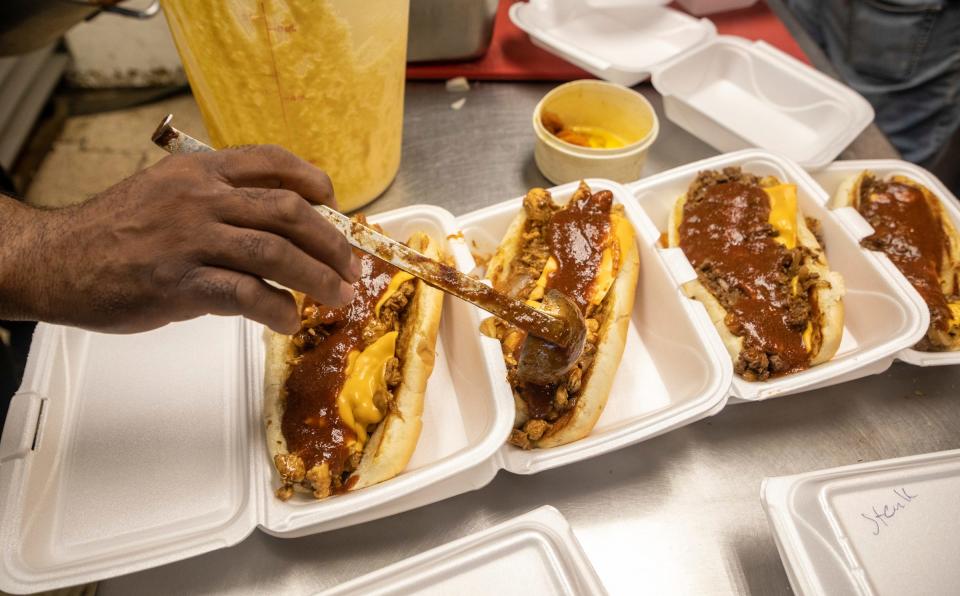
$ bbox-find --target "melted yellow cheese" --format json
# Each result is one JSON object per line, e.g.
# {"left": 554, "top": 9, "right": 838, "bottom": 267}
{"left": 374, "top": 271, "right": 415, "bottom": 317}
{"left": 589, "top": 215, "right": 633, "bottom": 305}
{"left": 764, "top": 184, "right": 799, "bottom": 250}
{"left": 337, "top": 330, "right": 397, "bottom": 444}
{"left": 527, "top": 258, "right": 558, "bottom": 304}
{"left": 949, "top": 303, "right": 960, "bottom": 325}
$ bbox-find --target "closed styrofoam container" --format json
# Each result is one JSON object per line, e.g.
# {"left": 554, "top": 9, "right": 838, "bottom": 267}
{"left": 651, "top": 37, "right": 874, "bottom": 170}
{"left": 812, "top": 160, "right": 960, "bottom": 367}
{"left": 459, "top": 178, "right": 732, "bottom": 473}
{"left": 627, "top": 149, "right": 928, "bottom": 401}
{"left": 510, "top": 1, "right": 874, "bottom": 169}
{"left": 762, "top": 449, "right": 960, "bottom": 596}
{"left": 318, "top": 506, "right": 606, "bottom": 595}
{"left": 0, "top": 206, "right": 515, "bottom": 593}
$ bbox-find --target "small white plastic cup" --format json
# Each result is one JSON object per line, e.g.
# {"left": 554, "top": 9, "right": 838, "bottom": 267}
{"left": 533, "top": 80, "right": 659, "bottom": 185}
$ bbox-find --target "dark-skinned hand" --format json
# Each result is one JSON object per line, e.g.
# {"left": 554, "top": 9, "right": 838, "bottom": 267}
{"left": 0, "top": 145, "right": 359, "bottom": 334}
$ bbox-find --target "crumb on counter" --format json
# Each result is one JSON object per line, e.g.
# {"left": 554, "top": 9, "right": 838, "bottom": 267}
{"left": 445, "top": 76, "right": 471, "bottom": 92}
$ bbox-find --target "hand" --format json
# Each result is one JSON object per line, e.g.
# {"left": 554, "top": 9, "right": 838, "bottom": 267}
{"left": 2, "top": 145, "right": 360, "bottom": 334}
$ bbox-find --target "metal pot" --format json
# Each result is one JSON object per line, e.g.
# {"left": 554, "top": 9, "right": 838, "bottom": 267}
{"left": 407, "top": 0, "right": 499, "bottom": 62}
{"left": 0, "top": 0, "right": 158, "bottom": 56}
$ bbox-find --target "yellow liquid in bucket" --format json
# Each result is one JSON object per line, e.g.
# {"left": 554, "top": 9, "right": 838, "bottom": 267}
{"left": 161, "top": 0, "right": 408, "bottom": 211}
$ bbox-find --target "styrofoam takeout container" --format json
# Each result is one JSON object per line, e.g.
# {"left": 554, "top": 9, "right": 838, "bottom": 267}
{"left": 812, "top": 160, "right": 960, "bottom": 367}
{"left": 651, "top": 37, "right": 873, "bottom": 170}
{"left": 318, "top": 506, "right": 606, "bottom": 596}
{"left": 510, "top": 0, "right": 715, "bottom": 87}
{"left": 459, "top": 178, "right": 732, "bottom": 473}
{"left": 627, "top": 149, "right": 929, "bottom": 402}
{"left": 0, "top": 205, "right": 516, "bottom": 593}
{"left": 510, "top": 1, "right": 874, "bottom": 169}
{"left": 762, "top": 449, "right": 960, "bottom": 596}
{"left": 0, "top": 181, "right": 735, "bottom": 591}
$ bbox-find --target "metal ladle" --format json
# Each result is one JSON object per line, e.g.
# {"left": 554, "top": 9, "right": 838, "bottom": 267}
{"left": 151, "top": 114, "right": 586, "bottom": 385}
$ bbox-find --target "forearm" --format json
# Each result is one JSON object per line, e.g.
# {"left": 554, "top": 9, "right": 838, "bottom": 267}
{"left": 0, "top": 194, "right": 58, "bottom": 322}
{"left": 0, "top": 147, "right": 354, "bottom": 334}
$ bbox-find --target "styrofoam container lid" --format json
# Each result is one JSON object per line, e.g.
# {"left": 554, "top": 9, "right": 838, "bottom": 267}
{"left": 510, "top": 0, "right": 874, "bottom": 169}
{"left": 627, "top": 149, "right": 928, "bottom": 401}
{"left": 762, "top": 449, "right": 960, "bottom": 596}
{"left": 509, "top": 0, "right": 715, "bottom": 86}
{"left": 0, "top": 205, "right": 515, "bottom": 593}
{"left": 458, "top": 179, "right": 731, "bottom": 473}
{"left": 318, "top": 506, "right": 606, "bottom": 595}
{"left": 812, "top": 159, "right": 960, "bottom": 367}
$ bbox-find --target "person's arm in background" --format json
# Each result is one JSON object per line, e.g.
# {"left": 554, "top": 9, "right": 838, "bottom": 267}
{"left": 0, "top": 144, "right": 360, "bottom": 334}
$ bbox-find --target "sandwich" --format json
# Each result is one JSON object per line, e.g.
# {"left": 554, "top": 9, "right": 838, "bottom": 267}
{"left": 832, "top": 171, "right": 960, "bottom": 351}
{"left": 482, "top": 181, "right": 640, "bottom": 449}
{"left": 668, "top": 167, "right": 845, "bottom": 380}
{"left": 264, "top": 223, "right": 444, "bottom": 500}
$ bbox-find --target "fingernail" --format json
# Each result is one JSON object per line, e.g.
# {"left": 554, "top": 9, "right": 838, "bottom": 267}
{"left": 349, "top": 255, "right": 362, "bottom": 282}
{"left": 285, "top": 318, "right": 300, "bottom": 335}
{"left": 276, "top": 311, "right": 298, "bottom": 335}
{"left": 339, "top": 281, "right": 355, "bottom": 304}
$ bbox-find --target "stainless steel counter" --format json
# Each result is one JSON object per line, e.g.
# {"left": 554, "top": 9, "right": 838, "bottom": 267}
{"left": 96, "top": 78, "right": 960, "bottom": 595}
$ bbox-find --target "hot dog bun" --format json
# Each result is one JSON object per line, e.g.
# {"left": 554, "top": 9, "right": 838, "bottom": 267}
{"left": 264, "top": 231, "right": 444, "bottom": 499}
{"left": 484, "top": 182, "right": 639, "bottom": 448}
{"left": 831, "top": 171, "right": 960, "bottom": 351}
{"left": 668, "top": 168, "right": 844, "bottom": 380}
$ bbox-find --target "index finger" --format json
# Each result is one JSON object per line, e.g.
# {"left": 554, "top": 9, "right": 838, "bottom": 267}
{"left": 211, "top": 144, "right": 337, "bottom": 209}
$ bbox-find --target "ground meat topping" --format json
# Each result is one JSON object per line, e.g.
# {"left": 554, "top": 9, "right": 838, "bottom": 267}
{"left": 857, "top": 174, "right": 953, "bottom": 346}
{"left": 497, "top": 185, "right": 614, "bottom": 448}
{"left": 274, "top": 453, "right": 306, "bottom": 484}
{"left": 278, "top": 224, "right": 417, "bottom": 499}
{"left": 681, "top": 167, "right": 816, "bottom": 381}
{"left": 490, "top": 188, "right": 560, "bottom": 300}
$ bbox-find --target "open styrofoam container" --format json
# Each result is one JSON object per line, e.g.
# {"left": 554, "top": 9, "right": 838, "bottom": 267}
{"left": 510, "top": 1, "right": 874, "bottom": 169}
{"left": 319, "top": 506, "right": 606, "bottom": 595}
{"left": 458, "top": 178, "right": 732, "bottom": 473}
{"left": 627, "top": 149, "right": 928, "bottom": 402}
{"left": 0, "top": 205, "right": 516, "bottom": 594}
{"left": 0, "top": 186, "right": 733, "bottom": 592}
{"left": 509, "top": 0, "right": 715, "bottom": 86}
{"left": 651, "top": 36, "right": 873, "bottom": 170}
{"left": 762, "top": 449, "right": 960, "bottom": 596}
{"left": 812, "top": 160, "right": 960, "bottom": 367}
